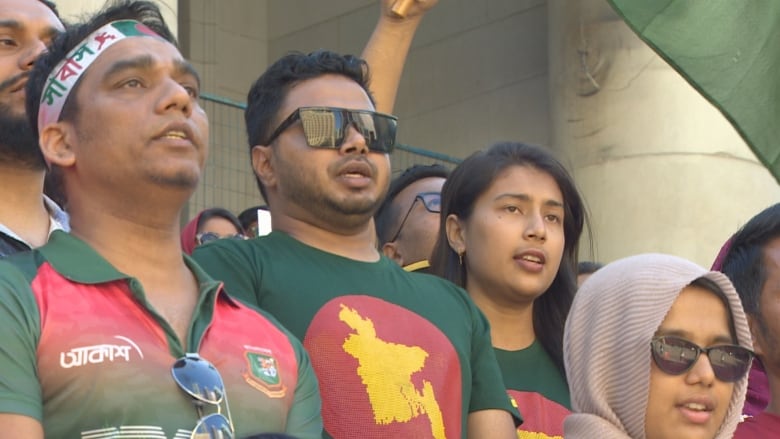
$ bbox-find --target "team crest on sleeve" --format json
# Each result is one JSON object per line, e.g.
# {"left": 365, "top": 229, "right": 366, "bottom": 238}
{"left": 242, "top": 347, "right": 286, "bottom": 398}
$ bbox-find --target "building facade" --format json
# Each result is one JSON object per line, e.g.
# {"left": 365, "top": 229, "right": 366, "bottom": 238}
{"left": 60, "top": 0, "right": 778, "bottom": 266}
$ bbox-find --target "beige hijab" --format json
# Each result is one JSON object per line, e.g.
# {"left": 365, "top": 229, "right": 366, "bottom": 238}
{"left": 563, "top": 253, "right": 752, "bottom": 438}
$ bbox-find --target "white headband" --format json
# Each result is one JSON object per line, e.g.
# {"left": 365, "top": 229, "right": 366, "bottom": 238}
{"left": 37, "top": 20, "right": 161, "bottom": 134}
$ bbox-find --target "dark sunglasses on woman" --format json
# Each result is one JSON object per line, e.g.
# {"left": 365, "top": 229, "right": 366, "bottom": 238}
{"left": 650, "top": 335, "right": 754, "bottom": 383}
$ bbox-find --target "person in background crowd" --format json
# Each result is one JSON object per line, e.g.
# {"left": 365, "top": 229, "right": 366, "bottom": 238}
{"left": 717, "top": 203, "right": 780, "bottom": 437}
{"left": 576, "top": 260, "right": 603, "bottom": 288}
{"left": 181, "top": 207, "right": 246, "bottom": 255}
{"left": 0, "top": 0, "right": 67, "bottom": 257}
{"left": 564, "top": 253, "right": 753, "bottom": 439}
{"left": 238, "top": 205, "right": 268, "bottom": 238}
{"left": 430, "top": 141, "right": 586, "bottom": 437}
{"left": 374, "top": 163, "right": 449, "bottom": 272}
{"left": 0, "top": 1, "right": 322, "bottom": 437}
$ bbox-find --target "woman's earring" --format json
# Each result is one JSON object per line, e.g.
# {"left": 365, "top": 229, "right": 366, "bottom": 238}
{"left": 458, "top": 251, "right": 464, "bottom": 267}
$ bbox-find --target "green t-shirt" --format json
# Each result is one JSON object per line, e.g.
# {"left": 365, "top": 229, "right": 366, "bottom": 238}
{"left": 194, "top": 231, "right": 521, "bottom": 438}
{"left": 0, "top": 231, "right": 321, "bottom": 438}
{"left": 495, "top": 341, "right": 571, "bottom": 438}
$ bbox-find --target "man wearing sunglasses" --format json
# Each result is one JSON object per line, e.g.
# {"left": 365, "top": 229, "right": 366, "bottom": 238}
{"left": 194, "top": 16, "right": 520, "bottom": 439}
{"left": 375, "top": 163, "right": 449, "bottom": 272}
{"left": 0, "top": 0, "right": 67, "bottom": 259}
{"left": 0, "top": 1, "right": 324, "bottom": 438}
{"left": 719, "top": 203, "right": 780, "bottom": 437}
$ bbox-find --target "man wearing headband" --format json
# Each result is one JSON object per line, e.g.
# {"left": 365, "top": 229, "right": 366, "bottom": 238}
{"left": 0, "top": 0, "right": 67, "bottom": 258}
{"left": 0, "top": 1, "right": 322, "bottom": 438}
{"left": 193, "top": 5, "right": 521, "bottom": 439}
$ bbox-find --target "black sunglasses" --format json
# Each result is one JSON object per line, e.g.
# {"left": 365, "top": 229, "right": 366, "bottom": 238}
{"left": 388, "top": 192, "right": 441, "bottom": 242}
{"left": 264, "top": 106, "right": 397, "bottom": 153}
{"left": 650, "top": 335, "right": 754, "bottom": 383}
{"left": 196, "top": 232, "right": 247, "bottom": 246}
{"left": 171, "top": 353, "right": 235, "bottom": 438}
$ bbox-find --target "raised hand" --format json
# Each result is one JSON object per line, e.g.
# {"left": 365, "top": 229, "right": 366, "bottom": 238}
{"left": 382, "top": 0, "right": 439, "bottom": 21}
{"left": 363, "top": 0, "right": 440, "bottom": 113}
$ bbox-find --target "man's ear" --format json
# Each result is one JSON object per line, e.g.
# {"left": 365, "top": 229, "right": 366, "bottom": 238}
{"left": 747, "top": 314, "right": 766, "bottom": 358}
{"left": 252, "top": 144, "right": 276, "bottom": 190}
{"left": 444, "top": 213, "right": 466, "bottom": 255}
{"left": 381, "top": 241, "right": 404, "bottom": 266}
{"left": 39, "top": 122, "right": 76, "bottom": 168}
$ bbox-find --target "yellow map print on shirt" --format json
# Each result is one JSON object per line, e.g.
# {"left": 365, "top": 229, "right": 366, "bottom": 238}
{"left": 339, "top": 304, "right": 446, "bottom": 439}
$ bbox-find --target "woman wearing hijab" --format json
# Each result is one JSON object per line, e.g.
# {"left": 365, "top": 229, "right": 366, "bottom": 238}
{"left": 564, "top": 253, "right": 754, "bottom": 439}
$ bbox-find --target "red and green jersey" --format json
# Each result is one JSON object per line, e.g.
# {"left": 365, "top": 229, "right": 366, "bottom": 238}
{"left": 495, "top": 342, "right": 571, "bottom": 438}
{"left": 0, "top": 231, "right": 321, "bottom": 438}
{"left": 193, "top": 231, "right": 522, "bottom": 438}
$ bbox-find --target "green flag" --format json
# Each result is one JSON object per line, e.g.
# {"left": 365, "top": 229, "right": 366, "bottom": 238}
{"left": 607, "top": 0, "right": 780, "bottom": 184}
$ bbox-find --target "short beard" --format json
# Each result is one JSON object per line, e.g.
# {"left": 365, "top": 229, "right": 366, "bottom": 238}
{"left": 147, "top": 169, "right": 201, "bottom": 190}
{"left": 0, "top": 101, "right": 45, "bottom": 170}
{"left": 277, "top": 154, "right": 383, "bottom": 228}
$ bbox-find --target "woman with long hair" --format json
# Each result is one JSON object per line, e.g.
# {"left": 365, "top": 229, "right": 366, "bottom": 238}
{"left": 430, "top": 141, "right": 586, "bottom": 436}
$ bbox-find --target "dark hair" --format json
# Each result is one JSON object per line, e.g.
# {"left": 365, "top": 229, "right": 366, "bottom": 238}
{"left": 26, "top": 0, "right": 177, "bottom": 138}
{"left": 721, "top": 203, "right": 780, "bottom": 318}
{"left": 244, "top": 50, "right": 374, "bottom": 201}
{"left": 197, "top": 207, "right": 244, "bottom": 235}
{"left": 43, "top": 165, "right": 66, "bottom": 209}
{"left": 689, "top": 276, "right": 738, "bottom": 341}
{"left": 430, "top": 141, "right": 587, "bottom": 374}
{"left": 374, "top": 163, "right": 451, "bottom": 245}
{"left": 577, "top": 261, "right": 603, "bottom": 275}
{"left": 237, "top": 205, "right": 268, "bottom": 231}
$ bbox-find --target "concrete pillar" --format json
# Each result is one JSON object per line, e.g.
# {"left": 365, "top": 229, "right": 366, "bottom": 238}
{"left": 548, "top": 0, "right": 780, "bottom": 266}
